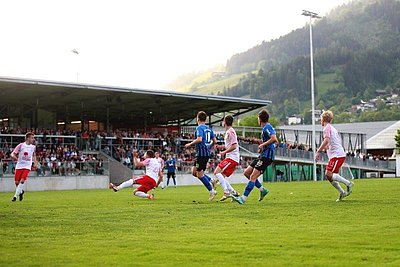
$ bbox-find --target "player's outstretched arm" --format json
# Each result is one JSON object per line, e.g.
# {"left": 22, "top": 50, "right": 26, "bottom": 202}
{"left": 133, "top": 151, "right": 145, "bottom": 168}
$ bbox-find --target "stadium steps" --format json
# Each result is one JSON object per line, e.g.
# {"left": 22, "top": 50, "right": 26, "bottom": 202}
{"left": 99, "top": 150, "right": 134, "bottom": 185}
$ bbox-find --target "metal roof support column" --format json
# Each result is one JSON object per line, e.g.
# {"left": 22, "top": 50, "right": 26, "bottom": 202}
{"left": 81, "top": 102, "right": 84, "bottom": 132}
{"left": 65, "top": 105, "right": 69, "bottom": 131}
{"left": 106, "top": 107, "right": 110, "bottom": 134}
{"left": 34, "top": 99, "right": 39, "bottom": 128}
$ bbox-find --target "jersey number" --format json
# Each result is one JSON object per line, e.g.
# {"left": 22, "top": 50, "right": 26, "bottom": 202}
{"left": 205, "top": 131, "right": 211, "bottom": 143}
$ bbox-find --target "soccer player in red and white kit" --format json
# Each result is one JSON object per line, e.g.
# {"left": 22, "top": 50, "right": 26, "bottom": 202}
{"left": 109, "top": 150, "right": 162, "bottom": 200}
{"left": 155, "top": 151, "right": 165, "bottom": 189}
{"left": 214, "top": 115, "right": 240, "bottom": 201}
{"left": 10, "top": 132, "right": 37, "bottom": 202}
{"left": 315, "top": 110, "right": 354, "bottom": 202}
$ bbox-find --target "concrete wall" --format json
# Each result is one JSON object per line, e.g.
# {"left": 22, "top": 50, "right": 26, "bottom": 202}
{"left": 0, "top": 172, "right": 256, "bottom": 192}
{"left": 0, "top": 175, "right": 109, "bottom": 192}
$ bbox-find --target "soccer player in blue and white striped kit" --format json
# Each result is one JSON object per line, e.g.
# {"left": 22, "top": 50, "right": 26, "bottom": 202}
{"left": 184, "top": 111, "right": 218, "bottom": 200}
{"left": 232, "top": 109, "right": 278, "bottom": 204}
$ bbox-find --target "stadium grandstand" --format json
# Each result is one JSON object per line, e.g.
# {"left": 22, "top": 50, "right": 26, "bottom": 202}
{"left": 0, "top": 77, "right": 397, "bottom": 192}
{"left": 0, "top": 76, "right": 270, "bottom": 189}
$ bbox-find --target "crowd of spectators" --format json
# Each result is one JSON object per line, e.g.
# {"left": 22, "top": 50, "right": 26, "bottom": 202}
{"left": 0, "top": 143, "right": 104, "bottom": 176}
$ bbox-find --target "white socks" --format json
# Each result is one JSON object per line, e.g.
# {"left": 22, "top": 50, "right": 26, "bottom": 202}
{"left": 332, "top": 173, "right": 350, "bottom": 186}
{"left": 216, "top": 173, "right": 228, "bottom": 193}
{"left": 14, "top": 183, "right": 24, "bottom": 197}
{"left": 225, "top": 179, "right": 234, "bottom": 192}
{"left": 118, "top": 179, "right": 134, "bottom": 190}
{"left": 134, "top": 191, "right": 148, "bottom": 198}
{"left": 331, "top": 181, "right": 345, "bottom": 194}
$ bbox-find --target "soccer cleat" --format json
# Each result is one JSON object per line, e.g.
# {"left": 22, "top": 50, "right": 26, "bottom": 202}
{"left": 219, "top": 192, "right": 231, "bottom": 201}
{"left": 11, "top": 197, "right": 17, "bottom": 202}
{"left": 347, "top": 181, "right": 354, "bottom": 196}
{"left": 209, "top": 190, "right": 217, "bottom": 201}
{"left": 231, "top": 190, "right": 240, "bottom": 197}
{"left": 19, "top": 190, "right": 24, "bottom": 201}
{"left": 336, "top": 191, "right": 348, "bottom": 202}
{"left": 109, "top": 183, "right": 119, "bottom": 192}
{"left": 232, "top": 195, "right": 245, "bottom": 205}
{"left": 148, "top": 194, "right": 155, "bottom": 200}
{"left": 258, "top": 188, "right": 269, "bottom": 201}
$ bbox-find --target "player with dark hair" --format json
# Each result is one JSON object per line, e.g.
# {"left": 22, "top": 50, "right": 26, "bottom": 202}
{"left": 109, "top": 149, "right": 162, "bottom": 200}
{"left": 232, "top": 109, "right": 277, "bottom": 204}
{"left": 10, "top": 132, "right": 37, "bottom": 202}
{"left": 185, "top": 111, "right": 218, "bottom": 200}
{"left": 165, "top": 154, "right": 177, "bottom": 188}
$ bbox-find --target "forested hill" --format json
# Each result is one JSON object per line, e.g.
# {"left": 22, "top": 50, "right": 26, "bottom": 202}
{"left": 221, "top": 0, "right": 400, "bottom": 122}
{"left": 227, "top": 0, "right": 399, "bottom": 75}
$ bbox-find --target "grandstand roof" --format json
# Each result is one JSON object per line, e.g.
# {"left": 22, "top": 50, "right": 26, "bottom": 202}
{"left": 0, "top": 76, "right": 270, "bottom": 127}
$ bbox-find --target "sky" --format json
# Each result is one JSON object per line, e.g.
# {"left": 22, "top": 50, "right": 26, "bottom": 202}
{"left": 0, "top": 0, "right": 350, "bottom": 90}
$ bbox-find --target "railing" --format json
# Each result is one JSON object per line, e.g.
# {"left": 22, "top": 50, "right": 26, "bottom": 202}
{"left": 100, "top": 136, "right": 197, "bottom": 154}
{"left": 239, "top": 142, "right": 395, "bottom": 171}
{"left": 0, "top": 134, "right": 77, "bottom": 147}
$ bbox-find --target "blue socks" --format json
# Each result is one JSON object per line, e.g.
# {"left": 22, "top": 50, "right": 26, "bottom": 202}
{"left": 243, "top": 181, "right": 255, "bottom": 197}
{"left": 200, "top": 176, "right": 213, "bottom": 191}
{"left": 255, "top": 179, "right": 262, "bottom": 189}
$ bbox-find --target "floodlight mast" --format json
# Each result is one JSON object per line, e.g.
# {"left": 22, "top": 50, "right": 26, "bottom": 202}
{"left": 302, "top": 10, "right": 320, "bottom": 181}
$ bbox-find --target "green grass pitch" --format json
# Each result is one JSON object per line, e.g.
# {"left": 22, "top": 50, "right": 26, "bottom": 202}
{"left": 1, "top": 178, "right": 399, "bottom": 266}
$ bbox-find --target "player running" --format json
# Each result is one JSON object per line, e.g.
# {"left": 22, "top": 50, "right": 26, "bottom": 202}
{"left": 109, "top": 149, "right": 162, "bottom": 200}
{"left": 184, "top": 111, "right": 218, "bottom": 200}
{"left": 316, "top": 110, "right": 354, "bottom": 202}
{"left": 155, "top": 151, "right": 165, "bottom": 189}
{"left": 232, "top": 109, "right": 277, "bottom": 205}
{"left": 10, "top": 132, "right": 37, "bottom": 202}
{"left": 214, "top": 115, "right": 240, "bottom": 201}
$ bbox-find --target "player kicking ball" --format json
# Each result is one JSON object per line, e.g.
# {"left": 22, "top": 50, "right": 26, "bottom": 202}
{"left": 232, "top": 109, "right": 277, "bottom": 205}
{"left": 109, "top": 149, "right": 162, "bottom": 200}
{"left": 10, "top": 132, "right": 37, "bottom": 202}
{"left": 316, "top": 110, "right": 354, "bottom": 202}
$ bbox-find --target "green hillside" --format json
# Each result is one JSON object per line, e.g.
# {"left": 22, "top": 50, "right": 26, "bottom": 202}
{"left": 167, "top": 0, "right": 400, "bottom": 123}
{"left": 217, "top": 0, "right": 400, "bottom": 123}
{"left": 192, "top": 73, "right": 247, "bottom": 95}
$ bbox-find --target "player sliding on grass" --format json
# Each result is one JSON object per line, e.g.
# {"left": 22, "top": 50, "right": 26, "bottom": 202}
{"left": 184, "top": 111, "right": 218, "bottom": 201}
{"left": 109, "top": 149, "right": 162, "bottom": 200}
{"left": 10, "top": 132, "right": 37, "bottom": 202}
{"left": 316, "top": 110, "right": 354, "bottom": 202}
{"left": 214, "top": 115, "right": 240, "bottom": 201}
{"left": 232, "top": 109, "right": 277, "bottom": 205}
